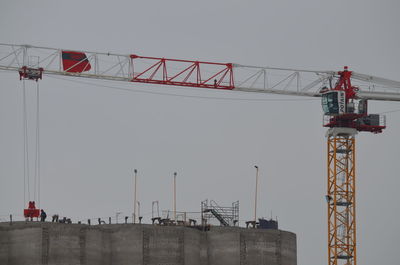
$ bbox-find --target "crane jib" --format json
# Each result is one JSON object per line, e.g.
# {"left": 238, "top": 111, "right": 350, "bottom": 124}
{"left": 0, "top": 43, "right": 399, "bottom": 101}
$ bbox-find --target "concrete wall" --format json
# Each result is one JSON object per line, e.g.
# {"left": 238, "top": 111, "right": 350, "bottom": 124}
{"left": 0, "top": 222, "right": 296, "bottom": 265}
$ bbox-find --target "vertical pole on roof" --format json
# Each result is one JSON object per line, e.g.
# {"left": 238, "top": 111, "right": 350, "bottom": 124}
{"left": 133, "top": 169, "right": 137, "bottom": 223}
{"left": 254, "top": 165, "right": 259, "bottom": 224}
{"left": 173, "top": 172, "right": 177, "bottom": 223}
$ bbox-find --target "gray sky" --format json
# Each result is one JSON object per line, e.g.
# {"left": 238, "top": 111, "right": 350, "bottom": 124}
{"left": 1, "top": 1, "right": 400, "bottom": 264}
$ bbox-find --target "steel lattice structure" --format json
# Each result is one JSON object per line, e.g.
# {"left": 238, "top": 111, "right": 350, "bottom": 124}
{"left": 1, "top": 43, "right": 400, "bottom": 100}
{"left": 326, "top": 128, "right": 357, "bottom": 265}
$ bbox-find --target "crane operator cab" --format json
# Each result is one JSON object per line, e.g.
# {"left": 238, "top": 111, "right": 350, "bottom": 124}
{"left": 321, "top": 90, "right": 367, "bottom": 115}
{"left": 321, "top": 90, "right": 386, "bottom": 133}
{"left": 321, "top": 90, "right": 346, "bottom": 115}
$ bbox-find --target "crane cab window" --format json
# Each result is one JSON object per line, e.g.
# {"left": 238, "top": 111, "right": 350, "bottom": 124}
{"left": 322, "top": 91, "right": 345, "bottom": 115}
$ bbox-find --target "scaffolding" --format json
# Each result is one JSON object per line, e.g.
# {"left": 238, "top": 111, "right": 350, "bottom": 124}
{"left": 201, "top": 199, "right": 239, "bottom": 227}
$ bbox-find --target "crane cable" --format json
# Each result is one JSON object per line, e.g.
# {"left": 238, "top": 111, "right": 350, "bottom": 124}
{"left": 34, "top": 81, "right": 41, "bottom": 209}
{"left": 22, "top": 79, "right": 28, "bottom": 206}
{"left": 21, "top": 79, "right": 41, "bottom": 209}
{"left": 47, "top": 75, "right": 319, "bottom": 102}
{"left": 47, "top": 75, "right": 400, "bottom": 114}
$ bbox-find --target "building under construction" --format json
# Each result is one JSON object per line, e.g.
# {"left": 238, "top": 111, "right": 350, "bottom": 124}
{"left": 1, "top": 199, "right": 295, "bottom": 265}
{"left": 0, "top": 220, "right": 296, "bottom": 265}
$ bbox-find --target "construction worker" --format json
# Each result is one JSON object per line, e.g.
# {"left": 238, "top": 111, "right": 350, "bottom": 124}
{"left": 52, "top": 214, "right": 59, "bottom": 222}
{"left": 40, "top": 209, "right": 47, "bottom": 222}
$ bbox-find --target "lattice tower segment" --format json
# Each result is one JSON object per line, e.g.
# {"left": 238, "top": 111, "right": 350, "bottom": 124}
{"left": 326, "top": 128, "right": 357, "bottom": 265}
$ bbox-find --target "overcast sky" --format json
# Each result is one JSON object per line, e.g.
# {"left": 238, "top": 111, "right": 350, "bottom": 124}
{"left": 1, "top": 1, "right": 400, "bottom": 265}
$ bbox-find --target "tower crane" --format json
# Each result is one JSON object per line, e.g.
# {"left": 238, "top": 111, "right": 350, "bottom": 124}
{"left": 1, "top": 43, "right": 400, "bottom": 265}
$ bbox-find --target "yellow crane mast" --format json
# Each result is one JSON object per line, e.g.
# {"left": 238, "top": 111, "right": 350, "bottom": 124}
{"left": 327, "top": 128, "right": 356, "bottom": 265}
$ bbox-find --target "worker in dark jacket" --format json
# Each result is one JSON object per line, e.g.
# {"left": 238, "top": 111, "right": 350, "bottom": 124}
{"left": 40, "top": 209, "right": 47, "bottom": 222}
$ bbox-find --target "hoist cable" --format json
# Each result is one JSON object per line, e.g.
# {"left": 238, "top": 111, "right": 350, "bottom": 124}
{"left": 22, "top": 80, "right": 26, "bottom": 206}
{"left": 33, "top": 83, "right": 37, "bottom": 202}
{"left": 22, "top": 79, "right": 30, "bottom": 203}
{"left": 34, "top": 82, "right": 38, "bottom": 204}
{"left": 35, "top": 81, "right": 41, "bottom": 209}
{"left": 21, "top": 79, "right": 42, "bottom": 209}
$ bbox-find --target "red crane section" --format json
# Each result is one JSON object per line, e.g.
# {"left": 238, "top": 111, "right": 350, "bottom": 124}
{"left": 130, "top": 55, "right": 234, "bottom": 90}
